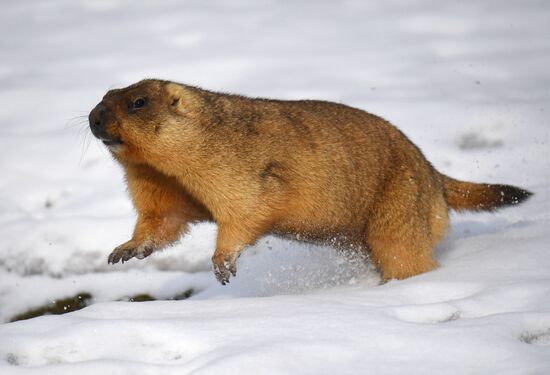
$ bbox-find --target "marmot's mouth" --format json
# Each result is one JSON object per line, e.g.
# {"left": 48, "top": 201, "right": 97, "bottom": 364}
{"left": 101, "top": 138, "right": 123, "bottom": 147}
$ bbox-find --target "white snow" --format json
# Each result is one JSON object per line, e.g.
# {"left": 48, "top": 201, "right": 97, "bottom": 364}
{"left": 1, "top": 0, "right": 549, "bottom": 374}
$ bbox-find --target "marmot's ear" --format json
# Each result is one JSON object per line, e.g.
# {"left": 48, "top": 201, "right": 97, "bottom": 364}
{"left": 163, "top": 82, "right": 184, "bottom": 111}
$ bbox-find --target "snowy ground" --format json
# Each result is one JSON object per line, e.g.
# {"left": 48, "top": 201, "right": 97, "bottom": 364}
{"left": 1, "top": 0, "right": 550, "bottom": 373}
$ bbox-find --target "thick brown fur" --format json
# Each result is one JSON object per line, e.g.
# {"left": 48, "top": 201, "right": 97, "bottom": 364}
{"left": 88, "top": 79, "right": 533, "bottom": 284}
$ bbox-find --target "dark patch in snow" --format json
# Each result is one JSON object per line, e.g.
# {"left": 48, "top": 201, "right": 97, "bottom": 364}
{"left": 10, "top": 292, "right": 92, "bottom": 322}
{"left": 520, "top": 328, "right": 550, "bottom": 346}
{"left": 124, "top": 289, "right": 194, "bottom": 302}
{"left": 10, "top": 288, "right": 196, "bottom": 322}
{"left": 5, "top": 353, "right": 19, "bottom": 366}
{"left": 126, "top": 293, "right": 156, "bottom": 302}
{"left": 458, "top": 132, "right": 503, "bottom": 150}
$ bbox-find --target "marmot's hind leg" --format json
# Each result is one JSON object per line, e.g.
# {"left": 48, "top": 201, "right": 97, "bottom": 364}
{"left": 365, "top": 176, "right": 448, "bottom": 280}
{"left": 367, "top": 227, "right": 438, "bottom": 281}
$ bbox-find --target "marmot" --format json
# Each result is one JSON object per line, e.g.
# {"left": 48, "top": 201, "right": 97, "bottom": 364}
{"left": 88, "top": 79, "right": 532, "bottom": 284}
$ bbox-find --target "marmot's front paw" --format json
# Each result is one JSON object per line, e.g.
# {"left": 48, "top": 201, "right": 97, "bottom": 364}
{"left": 212, "top": 252, "right": 238, "bottom": 285}
{"left": 108, "top": 242, "right": 154, "bottom": 264}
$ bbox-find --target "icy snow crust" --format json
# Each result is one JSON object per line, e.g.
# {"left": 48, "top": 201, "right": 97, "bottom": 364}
{"left": 1, "top": 0, "right": 549, "bottom": 374}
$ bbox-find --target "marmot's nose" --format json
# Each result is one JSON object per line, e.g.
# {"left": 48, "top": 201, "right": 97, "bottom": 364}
{"left": 89, "top": 103, "right": 107, "bottom": 137}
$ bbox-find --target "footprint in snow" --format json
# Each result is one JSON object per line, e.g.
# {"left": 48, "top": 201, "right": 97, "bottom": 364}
{"left": 388, "top": 303, "right": 461, "bottom": 324}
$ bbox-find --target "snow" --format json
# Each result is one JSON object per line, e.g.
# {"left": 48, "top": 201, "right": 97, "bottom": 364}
{"left": 1, "top": 0, "right": 549, "bottom": 373}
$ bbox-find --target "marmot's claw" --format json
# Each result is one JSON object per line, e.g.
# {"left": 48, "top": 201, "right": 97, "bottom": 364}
{"left": 213, "top": 264, "right": 231, "bottom": 285}
{"left": 229, "top": 261, "right": 237, "bottom": 277}
{"left": 121, "top": 249, "right": 134, "bottom": 263}
{"left": 212, "top": 256, "right": 238, "bottom": 285}
{"left": 107, "top": 244, "right": 154, "bottom": 265}
{"left": 107, "top": 250, "right": 121, "bottom": 264}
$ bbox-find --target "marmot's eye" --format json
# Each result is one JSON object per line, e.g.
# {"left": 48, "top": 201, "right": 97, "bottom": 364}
{"left": 133, "top": 98, "right": 146, "bottom": 109}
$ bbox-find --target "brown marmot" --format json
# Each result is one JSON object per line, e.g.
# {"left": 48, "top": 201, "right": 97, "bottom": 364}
{"left": 88, "top": 79, "right": 532, "bottom": 284}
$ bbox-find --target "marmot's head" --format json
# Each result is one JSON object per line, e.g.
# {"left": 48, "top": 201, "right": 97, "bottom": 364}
{"left": 88, "top": 79, "right": 201, "bottom": 162}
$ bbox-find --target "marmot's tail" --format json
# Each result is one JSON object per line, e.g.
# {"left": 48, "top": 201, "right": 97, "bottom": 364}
{"left": 441, "top": 174, "right": 533, "bottom": 211}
